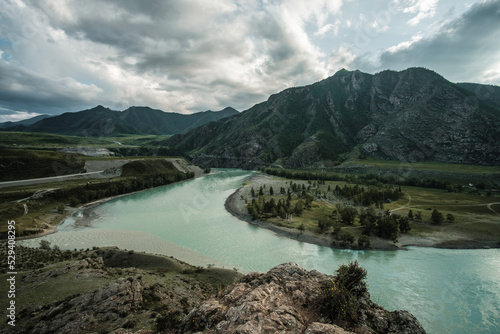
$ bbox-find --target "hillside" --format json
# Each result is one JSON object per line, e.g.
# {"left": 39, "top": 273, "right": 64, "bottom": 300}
{"left": 167, "top": 68, "right": 500, "bottom": 168}
{"left": 0, "top": 106, "right": 238, "bottom": 137}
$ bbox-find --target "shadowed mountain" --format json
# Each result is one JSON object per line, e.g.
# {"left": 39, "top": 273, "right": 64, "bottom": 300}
{"left": 167, "top": 68, "right": 500, "bottom": 168}
{"left": 0, "top": 106, "right": 239, "bottom": 137}
{"left": 0, "top": 114, "right": 52, "bottom": 130}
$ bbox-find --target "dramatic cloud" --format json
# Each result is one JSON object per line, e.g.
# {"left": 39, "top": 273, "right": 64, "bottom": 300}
{"left": 376, "top": 0, "right": 500, "bottom": 84}
{"left": 0, "top": 0, "right": 498, "bottom": 121}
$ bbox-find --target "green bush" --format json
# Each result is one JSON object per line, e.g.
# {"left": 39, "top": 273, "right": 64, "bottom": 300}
{"left": 322, "top": 260, "right": 367, "bottom": 322}
{"left": 431, "top": 209, "right": 444, "bottom": 224}
{"left": 39, "top": 240, "right": 51, "bottom": 250}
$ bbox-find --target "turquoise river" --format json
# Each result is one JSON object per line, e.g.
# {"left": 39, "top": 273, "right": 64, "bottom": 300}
{"left": 20, "top": 169, "right": 500, "bottom": 333}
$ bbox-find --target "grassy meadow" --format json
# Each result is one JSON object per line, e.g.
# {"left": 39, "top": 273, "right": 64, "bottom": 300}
{"left": 242, "top": 169, "right": 500, "bottom": 249}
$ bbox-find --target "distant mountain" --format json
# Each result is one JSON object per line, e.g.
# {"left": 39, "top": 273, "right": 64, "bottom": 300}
{"left": 0, "top": 114, "right": 52, "bottom": 129}
{"left": 120, "top": 106, "right": 239, "bottom": 135}
{"left": 167, "top": 68, "right": 500, "bottom": 167}
{"left": 0, "top": 106, "right": 238, "bottom": 136}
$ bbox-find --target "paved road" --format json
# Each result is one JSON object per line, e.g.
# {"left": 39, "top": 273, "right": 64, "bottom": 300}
{"left": 0, "top": 158, "right": 205, "bottom": 189}
{"left": 0, "top": 171, "right": 105, "bottom": 189}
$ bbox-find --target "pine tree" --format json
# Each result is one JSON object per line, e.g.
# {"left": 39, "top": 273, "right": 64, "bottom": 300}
{"left": 431, "top": 209, "right": 444, "bottom": 224}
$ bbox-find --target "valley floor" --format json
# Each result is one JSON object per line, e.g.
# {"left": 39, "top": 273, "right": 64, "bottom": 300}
{"left": 225, "top": 173, "right": 500, "bottom": 251}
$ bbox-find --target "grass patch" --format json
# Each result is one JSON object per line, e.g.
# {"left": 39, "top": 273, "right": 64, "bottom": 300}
{"left": 0, "top": 131, "right": 174, "bottom": 150}
{"left": 187, "top": 268, "right": 242, "bottom": 289}
{"left": 0, "top": 261, "right": 113, "bottom": 311}
{"left": 0, "top": 131, "right": 114, "bottom": 148}
{"left": 101, "top": 249, "right": 187, "bottom": 273}
{"left": 347, "top": 158, "right": 500, "bottom": 174}
{"left": 0, "top": 148, "right": 86, "bottom": 181}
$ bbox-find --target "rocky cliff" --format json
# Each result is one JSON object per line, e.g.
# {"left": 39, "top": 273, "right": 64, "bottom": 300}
{"left": 168, "top": 68, "right": 500, "bottom": 168}
{"left": 178, "top": 263, "right": 425, "bottom": 334}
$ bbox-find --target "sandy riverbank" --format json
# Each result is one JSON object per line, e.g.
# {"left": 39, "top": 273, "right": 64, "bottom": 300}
{"left": 17, "top": 167, "right": 205, "bottom": 242}
{"left": 17, "top": 191, "right": 142, "bottom": 241}
{"left": 224, "top": 174, "right": 500, "bottom": 251}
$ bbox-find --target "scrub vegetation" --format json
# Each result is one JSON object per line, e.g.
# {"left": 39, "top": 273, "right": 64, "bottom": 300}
{"left": 240, "top": 165, "right": 499, "bottom": 249}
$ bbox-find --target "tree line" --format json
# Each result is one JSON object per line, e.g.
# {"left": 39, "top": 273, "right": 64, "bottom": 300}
{"left": 49, "top": 171, "right": 194, "bottom": 207}
{"left": 265, "top": 168, "right": 466, "bottom": 191}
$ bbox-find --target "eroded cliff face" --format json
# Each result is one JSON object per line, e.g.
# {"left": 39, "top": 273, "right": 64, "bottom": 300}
{"left": 177, "top": 263, "right": 426, "bottom": 334}
{"left": 168, "top": 68, "right": 500, "bottom": 168}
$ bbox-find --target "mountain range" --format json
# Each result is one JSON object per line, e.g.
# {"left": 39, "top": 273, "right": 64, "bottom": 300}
{"left": 167, "top": 67, "right": 500, "bottom": 167}
{"left": 0, "top": 106, "right": 239, "bottom": 137}
{"left": 3, "top": 67, "right": 499, "bottom": 167}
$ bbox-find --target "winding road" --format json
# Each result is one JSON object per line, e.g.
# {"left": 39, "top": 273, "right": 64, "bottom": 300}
{"left": 487, "top": 202, "right": 500, "bottom": 216}
{"left": 0, "top": 171, "right": 106, "bottom": 189}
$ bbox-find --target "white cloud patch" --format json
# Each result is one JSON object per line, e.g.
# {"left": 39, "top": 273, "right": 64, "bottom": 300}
{"left": 328, "top": 46, "right": 357, "bottom": 73}
{"left": 401, "top": 0, "right": 439, "bottom": 26}
{"left": 315, "top": 22, "right": 338, "bottom": 36}
{"left": 387, "top": 35, "right": 423, "bottom": 53}
{"left": 0, "top": 109, "right": 42, "bottom": 123}
{"left": 481, "top": 64, "right": 500, "bottom": 83}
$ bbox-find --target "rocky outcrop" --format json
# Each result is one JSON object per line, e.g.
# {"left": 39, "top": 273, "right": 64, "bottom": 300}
{"left": 6, "top": 253, "right": 425, "bottom": 334}
{"left": 177, "top": 263, "right": 425, "bottom": 334}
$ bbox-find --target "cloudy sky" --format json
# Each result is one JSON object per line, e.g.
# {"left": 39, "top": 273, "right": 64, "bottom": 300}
{"left": 1, "top": 0, "right": 499, "bottom": 121}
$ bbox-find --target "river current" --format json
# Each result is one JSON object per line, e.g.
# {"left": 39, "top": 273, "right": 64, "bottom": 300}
{"left": 20, "top": 169, "right": 500, "bottom": 333}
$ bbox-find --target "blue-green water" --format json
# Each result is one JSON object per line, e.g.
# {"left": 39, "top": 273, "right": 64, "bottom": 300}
{"left": 20, "top": 169, "right": 500, "bottom": 333}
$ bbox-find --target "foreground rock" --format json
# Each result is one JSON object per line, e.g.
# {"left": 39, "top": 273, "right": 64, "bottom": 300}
{"left": 178, "top": 263, "right": 425, "bottom": 334}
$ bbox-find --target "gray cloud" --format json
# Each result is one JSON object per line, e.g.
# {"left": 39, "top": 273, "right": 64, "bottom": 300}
{"left": 0, "top": 61, "right": 102, "bottom": 114}
{"left": 0, "top": 0, "right": 498, "bottom": 121}
{"left": 374, "top": 0, "right": 500, "bottom": 83}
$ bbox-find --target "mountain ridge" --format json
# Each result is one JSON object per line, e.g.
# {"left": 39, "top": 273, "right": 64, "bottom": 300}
{"left": 167, "top": 67, "right": 500, "bottom": 167}
{"left": 0, "top": 105, "right": 239, "bottom": 137}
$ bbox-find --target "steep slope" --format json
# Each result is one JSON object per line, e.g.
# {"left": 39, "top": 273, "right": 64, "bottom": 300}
{"left": 1, "top": 106, "right": 239, "bottom": 137}
{"left": 167, "top": 68, "right": 500, "bottom": 168}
